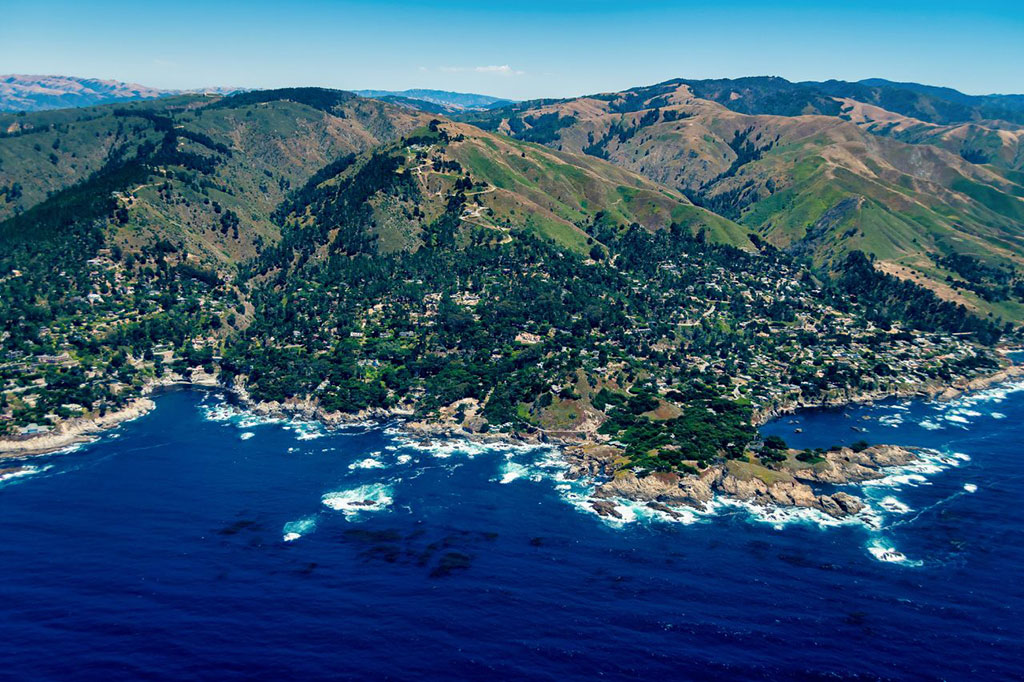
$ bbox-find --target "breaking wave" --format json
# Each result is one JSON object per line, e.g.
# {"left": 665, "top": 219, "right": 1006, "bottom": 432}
{"left": 0, "top": 464, "right": 51, "bottom": 486}
{"left": 282, "top": 516, "right": 317, "bottom": 542}
{"left": 321, "top": 483, "right": 394, "bottom": 518}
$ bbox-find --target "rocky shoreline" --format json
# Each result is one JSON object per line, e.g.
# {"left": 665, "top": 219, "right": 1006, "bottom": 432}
{"left": 2, "top": 359, "right": 1018, "bottom": 521}
{"left": 0, "top": 371, "right": 221, "bottom": 460}
{"left": 0, "top": 398, "right": 156, "bottom": 459}
{"left": 572, "top": 444, "right": 919, "bottom": 521}
{"left": 750, "top": 362, "right": 1024, "bottom": 427}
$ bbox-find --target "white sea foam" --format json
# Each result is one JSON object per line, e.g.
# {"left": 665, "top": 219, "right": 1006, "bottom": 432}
{"left": 239, "top": 432, "right": 255, "bottom": 440}
{"left": 908, "top": 380, "right": 1024, "bottom": 434}
{"left": 0, "top": 464, "right": 51, "bottom": 484}
{"left": 866, "top": 538, "right": 921, "bottom": 566}
{"left": 858, "top": 507, "right": 884, "bottom": 531}
{"left": 569, "top": 495, "right": 706, "bottom": 526}
{"left": 392, "top": 433, "right": 548, "bottom": 463}
{"left": 201, "top": 401, "right": 284, "bottom": 429}
{"left": 711, "top": 497, "right": 864, "bottom": 530}
{"left": 963, "top": 483, "right": 978, "bottom": 493}
{"left": 282, "top": 516, "right": 317, "bottom": 542}
{"left": 497, "top": 461, "right": 526, "bottom": 483}
{"left": 349, "top": 457, "right": 386, "bottom": 470}
{"left": 292, "top": 422, "right": 326, "bottom": 440}
{"left": 932, "top": 380, "right": 1024, "bottom": 415}
{"left": 878, "top": 496, "right": 911, "bottom": 514}
{"left": 321, "top": 483, "right": 394, "bottom": 518}
{"left": 878, "top": 414, "right": 904, "bottom": 428}
{"left": 201, "top": 398, "right": 328, "bottom": 440}
{"left": 498, "top": 444, "right": 901, "bottom": 534}
{"left": 636, "top": 502, "right": 702, "bottom": 525}
{"left": 35, "top": 442, "right": 87, "bottom": 457}
{"left": 861, "top": 449, "right": 961, "bottom": 489}
{"left": 566, "top": 484, "right": 915, "bottom": 533}
{"left": 334, "top": 420, "right": 379, "bottom": 431}
{"left": 396, "top": 454, "right": 413, "bottom": 465}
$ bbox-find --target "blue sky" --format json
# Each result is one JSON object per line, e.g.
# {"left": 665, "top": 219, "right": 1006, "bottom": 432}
{"left": 2, "top": 0, "right": 1022, "bottom": 98}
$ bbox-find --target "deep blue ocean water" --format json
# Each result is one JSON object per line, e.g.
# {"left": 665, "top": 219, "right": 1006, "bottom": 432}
{"left": 1, "top": 383, "right": 1023, "bottom": 681}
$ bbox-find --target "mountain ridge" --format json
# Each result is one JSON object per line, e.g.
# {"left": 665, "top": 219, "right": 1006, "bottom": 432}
{"left": 456, "top": 78, "right": 1024, "bottom": 319}
{"left": 5, "top": 82, "right": 1024, "bottom": 324}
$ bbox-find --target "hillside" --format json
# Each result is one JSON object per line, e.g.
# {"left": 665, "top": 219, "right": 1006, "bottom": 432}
{"left": 0, "top": 89, "right": 433, "bottom": 265}
{"left": 332, "top": 120, "right": 750, "bottom": 254}
{"left": 0, "top": 88, "right": 748, "bottom": 269}
{"left": 459, "top": 79, "right": 1024, "bottom": 320}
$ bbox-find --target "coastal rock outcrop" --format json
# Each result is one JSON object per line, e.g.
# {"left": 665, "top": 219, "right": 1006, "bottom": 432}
{"left": 793, "top": 445, "right": 917, "bottom": 484}
{"left": 594, "top": 470, "right": 716, "bottom": 510}
{"left": 591, "top": 464, "right": 868, "bottom": 519}
{"left": 589, "top": 500, "right": 623, "bottom": 519}
{"left": 714, "top": 470, "right": 864, "bottom": 518}
{"left": 564, "top": 444, "right": 622, "bottom": 479}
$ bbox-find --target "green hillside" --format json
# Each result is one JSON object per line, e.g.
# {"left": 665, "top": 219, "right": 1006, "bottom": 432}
{"left": 459, "top": 80, "right": 1024, "bottom": 320}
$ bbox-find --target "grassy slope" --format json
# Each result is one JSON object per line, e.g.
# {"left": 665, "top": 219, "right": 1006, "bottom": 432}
{"left": 446, "top": 123, "right": 750, "bottom": 251}
{"left": 462, "top": 83, "right": 1024, "bottom": 318}
{"left": 333, "top": 122, "right": 752, "bottom": 256}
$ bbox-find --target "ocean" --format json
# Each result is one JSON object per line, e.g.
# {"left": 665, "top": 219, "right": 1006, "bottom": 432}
{"left": 1, "top": 384, "right": 1022, "bottom": 680}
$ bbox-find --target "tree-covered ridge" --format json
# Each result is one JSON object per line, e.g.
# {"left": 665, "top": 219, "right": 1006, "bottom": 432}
{"left": 0, "top": 90, "right": 432, "bottom": 263}
{"left": 206, "top": 87, "right": 358, "bottom": 113}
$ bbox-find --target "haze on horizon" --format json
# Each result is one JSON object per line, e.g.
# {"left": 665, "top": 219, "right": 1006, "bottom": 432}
{"left": 2, "top": 0, "right": 1022, "bottom": 100}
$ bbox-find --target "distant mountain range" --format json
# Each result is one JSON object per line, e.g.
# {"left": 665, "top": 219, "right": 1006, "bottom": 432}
{"left": 352, "top": 89, "right": 514, "bottom": 114}
{"left": 733, "top": 76, "right": 1024, "bottom": 125}
{"left": 0, "top": 75, "right": 237, "bottom": 112}
{"left": 0, "top": 76, "right": 514, "bottom": 114}
{"left": 454, "top": 75, "right": 1024, "bottom": 319}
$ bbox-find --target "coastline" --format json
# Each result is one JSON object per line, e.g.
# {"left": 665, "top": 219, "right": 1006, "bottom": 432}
{"left": 0, "top": 398, "right": 156, "bottom": 459}
{"left": 3, "top": 355, "right": 1020, "bottom": 471}
{"left": 750, "top": 361, "right": 1024, "bottom": 427}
